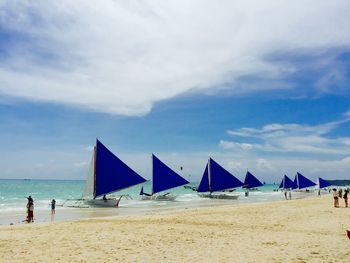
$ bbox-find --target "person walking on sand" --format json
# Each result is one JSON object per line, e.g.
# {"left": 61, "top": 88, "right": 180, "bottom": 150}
{"left": 51, "top": 199, "right": 56, "bottom": 214}
{"left": 284, "top": 190, "right": 287, "bottom": 200}
{"left": 333, "top": 188, "right": 339, "bottom": 208}
{"left": 288, "top": 190, "right": 292, "bottom": 200}
{"left": 343, "top": 190, "right": 348, "bottom": 208}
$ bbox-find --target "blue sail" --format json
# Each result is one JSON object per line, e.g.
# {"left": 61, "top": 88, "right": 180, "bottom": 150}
{"left": 279, "top": 175, "right": 294, "bottom": 189}
{"left": 294, "top": 172, "right": 316, "bottom": 189}
{"left": 278, "top": 180, "right": 283, "bottom": 189}
{"left": 210, "top": 158, "right": 243, "bottom": 192}
{"left": 197, "top": 158, "right": 243, "bottom": 192}
{"left": 197, "top": 165, "right": 210, "bottom": 192}
{"left": 243, "top": 171, "right": 263, "bottom": 188}
{"left": 292, "top": 176, "right": 298, "bottom": 189}
{"left": 95, "top": 139, "right": 146, "bottom": 198}
{"left": 152, "top": 154, "right": 189, "bottom": 194}
{"left": 319, "top": 177, "right": 332, "bottom": 188}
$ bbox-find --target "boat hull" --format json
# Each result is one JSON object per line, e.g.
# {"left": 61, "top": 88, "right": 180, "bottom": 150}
{"left": 84, "top": 199, "right": 119, "bottom": 207}
{"left": 141, "top": 194, "right": 177, "bottom": 201}
{"left": 198, "top": 193, "right": 239, "bottom": 200}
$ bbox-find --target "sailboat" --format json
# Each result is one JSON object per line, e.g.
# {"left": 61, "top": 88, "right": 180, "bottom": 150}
{"left": 318, "top": 177, "right": 332, "bottom": 189}
{"left": 243, "top": 171, "right": 263, "bottom": 196}
{"left": 140, "top": 154, "right": 189, "bottom": 201}
{"left": 197, "top": 158, "right": 243, "bottom": 199}
{"left": 82, "top": 139, "right": 147, "bottom": 207}
{"left": 278, "top": 175, "right": 294, "bottom": 189}
{"left": 292, "top": 172, "right": 316, "bottom": 190}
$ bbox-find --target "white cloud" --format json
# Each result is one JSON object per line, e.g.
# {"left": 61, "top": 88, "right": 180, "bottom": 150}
{"left": 73, "top": 161, "right": 88, "bottom": 167}
{"left": 223, "top": 117, "right": 350, "bottom": 155}
{"left": 83, "top": 146, "right": 94, "bottom": 152}
{"left": 219, "top": 140, "right": 253, "bottom": 150}
{"left": 227, "top": 160, "right": 242, "bottom": 170}
{"left": 0, "top": 1, "right": 350, "bottom": 115}
{"left": 256, "top": 158, "right": 274, "bottom": 171}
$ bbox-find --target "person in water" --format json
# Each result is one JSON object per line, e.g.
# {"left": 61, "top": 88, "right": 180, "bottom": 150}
{"left": 51, "top": 199, "right": 56, "bottom": 214}
{"left": 103, "top": 195, "right": 107, "bottom": 202}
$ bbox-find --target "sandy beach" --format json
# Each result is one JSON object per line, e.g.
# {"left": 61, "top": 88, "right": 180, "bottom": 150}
{"left": 0, "top": 195, "right": 349, "bottom": 263}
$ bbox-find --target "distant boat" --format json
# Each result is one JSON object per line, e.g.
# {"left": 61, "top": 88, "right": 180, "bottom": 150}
{"left": 82, "top": 139, "right": 146, "bottom": 207}
{"left": 243, "top": 171, "right": 263, "bottom": 196}
{"left": 292, "top": 172, "right": 316, "bottom": 190}
{"left": 318, "top": 177, "right": 332, "bottom": 189}
{"left": 278, "top": 175, "right": 294, "bottom": 189}
{"left": 140, "top": 154, "right": 189, "bottom": 201}
{"left": 197, "top": 158, "right": 243, "bottom": 199}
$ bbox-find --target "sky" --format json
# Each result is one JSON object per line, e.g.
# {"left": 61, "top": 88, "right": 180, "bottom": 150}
{"left": 0, "top": 0, "right": 350, "bottom": 183}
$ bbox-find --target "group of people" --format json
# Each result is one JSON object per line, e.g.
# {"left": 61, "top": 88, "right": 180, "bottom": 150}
{"left": 333, "top": 188, "right": 349, "bottom": 208}
{"left": 283, "top": 190, "right": 292, "bottom": 200}
{"left": 25, "top": 197, "right": 56, "bottom": 223}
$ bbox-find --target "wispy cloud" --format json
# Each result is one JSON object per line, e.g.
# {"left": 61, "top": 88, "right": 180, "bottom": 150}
{"left": 0, "top": 1, "right": 350, "bottom": 115}
{"left": 219, "top": 140, "right": 253, "bottom": 150}
{"left": 221, "top": 116, "right": 350, "bottom": 155}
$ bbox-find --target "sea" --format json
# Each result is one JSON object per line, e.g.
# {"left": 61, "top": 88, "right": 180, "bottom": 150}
{"left": 0, "top": 179, "right": 329, "bottom": 225}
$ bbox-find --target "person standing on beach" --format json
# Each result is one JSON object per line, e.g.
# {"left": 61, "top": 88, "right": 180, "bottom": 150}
{"left": 343, "top": 190, "right": 348, "bottom": 208}
{"left": 284, "top": 190, "right": 287, "bottom": 200}
{"left": 26, "top": 198, "right": 34, "bottom": 223}
{"left": 333, "top": 189, "right": 339, "bottom": 208}
{"left": 51, "top": 199, "right": 56, "bottom": 214}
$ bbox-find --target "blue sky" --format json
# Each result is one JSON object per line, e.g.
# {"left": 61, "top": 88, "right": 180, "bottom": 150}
{"left": 1, "top": 1, "right": 350, "bottom": 182}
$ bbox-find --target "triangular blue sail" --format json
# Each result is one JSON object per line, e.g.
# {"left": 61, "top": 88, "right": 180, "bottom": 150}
{"left": 284, "top": 175, "right": 294, "bottom": 188}
{"left": 279, "top": 175, "right": 294, "bottom": 189}
{"left": 209, "top": 158, "right": 243, "bottom": 192}
{"left": 152, "top": 154, "right": 189, "bottom": 194}
{"left": 197, "top": 159, "right": 243, "bottom": 192}
{"left": 278, "top": 180, "right": 283, "bottom": 189}
{"left": 197, "top": 165, "right": 210, "bottom": 192}
{"left": 319, "top": 177, "right": 332, "bottom": 188}
{"left": 292, "top": 176, "right": 298, "bottom": 189}
{"left": 243, "top": 171, "right": 263, "bottom": 188}
{"left": 95, "top": 139, "right": 146, "bottom": 198}
{"left": 296, "top": 172, "right": 316, "bottom": 189}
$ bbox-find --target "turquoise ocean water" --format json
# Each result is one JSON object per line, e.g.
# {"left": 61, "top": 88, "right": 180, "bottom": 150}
{"left": 1, "top": 179, "right": 334, "bottom": 225}
{"left": 0, "top": 179, "right": 281, "bottom": 213}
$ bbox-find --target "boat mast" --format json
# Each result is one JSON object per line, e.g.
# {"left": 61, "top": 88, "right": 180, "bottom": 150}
{"left": 208, "top": 158, "right": 212, "bottom": 193}
{"left": 296, "top": 173, "right": 299, "bottom": 189}
{"left": 151, "top": 154, "right": 154, "bottom": 196}
{"left": 93, "top": 145, "right": 97, "bottom": 199}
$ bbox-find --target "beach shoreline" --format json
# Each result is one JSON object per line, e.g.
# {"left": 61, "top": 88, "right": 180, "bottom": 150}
{"left": 0, "top": 190, "right": 321, "bottom": 226}
{"left": 1, "top": 194, "right": 349, "bottom": 262}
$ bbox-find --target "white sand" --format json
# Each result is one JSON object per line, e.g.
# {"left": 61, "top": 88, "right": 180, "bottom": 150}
{"left": 0, "top": 195, "right": 349, "bottom": 262}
